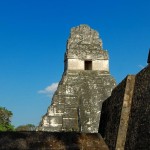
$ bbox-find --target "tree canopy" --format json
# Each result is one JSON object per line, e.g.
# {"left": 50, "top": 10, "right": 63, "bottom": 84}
{"left": 15, "top": 124, "right": 36, "bottom": 131}
{"left": 0, "top": 107, "right": 14, "bottom": 131}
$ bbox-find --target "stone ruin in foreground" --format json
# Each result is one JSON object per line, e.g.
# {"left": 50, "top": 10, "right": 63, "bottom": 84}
{"left": 38, "top": 25, "right": 116, "bottom": 132}
{"left": 99, "top": 51, "right": 150, "bottom": 150}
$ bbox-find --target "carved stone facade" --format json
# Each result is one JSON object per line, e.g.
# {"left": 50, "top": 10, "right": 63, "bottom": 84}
{"left": 38, "top": 25, "right": 116, "bottom": 132}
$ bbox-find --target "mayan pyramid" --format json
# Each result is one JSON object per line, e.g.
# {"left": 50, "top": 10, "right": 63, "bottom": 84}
{"left": 38, "top": 25, "right": 116, "bottom": 133}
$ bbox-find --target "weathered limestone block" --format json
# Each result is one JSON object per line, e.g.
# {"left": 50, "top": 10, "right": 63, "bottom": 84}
{"left": 38, "top": 24, "right": 116, "bottom": 132}
{"left": 99, "top": 54, "right": 150, "bottom": 150}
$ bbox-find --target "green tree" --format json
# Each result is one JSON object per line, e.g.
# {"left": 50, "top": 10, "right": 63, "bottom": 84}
{"left": 16, "top": 124, "right": 36, "bottom": 131}
{"left": 0, "top": 107, "right": 14, "bottom": 131}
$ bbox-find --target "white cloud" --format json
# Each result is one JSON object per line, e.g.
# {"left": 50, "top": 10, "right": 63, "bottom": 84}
{"left": 38, "top": 82, "right": 58, "bottom": 97}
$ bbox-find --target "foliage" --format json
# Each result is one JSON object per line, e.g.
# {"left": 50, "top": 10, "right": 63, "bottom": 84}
{"left": 0, "top": 107, "right": 14, "bottom": 131}
{"left": 16, "top": 124, "right": 36, "bottom": 131}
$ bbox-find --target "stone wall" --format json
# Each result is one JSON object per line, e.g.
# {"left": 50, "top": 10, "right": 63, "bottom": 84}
{"left": 99, "top": 75, "right": 135, "bottom": 149}
{"left": 0, "top": 132, "right": 109, "bottom": 150}
{"left": 125, "top": 65, "right": 150, "bottom": 150}
{"left": 99, "top": 64, "right": 150, "bottom": 150}
{"left": 67, "top": 58, "right": 109, "bottom": 71}
{"left": 67, "top": 59, "right": 84, "bottom": 70}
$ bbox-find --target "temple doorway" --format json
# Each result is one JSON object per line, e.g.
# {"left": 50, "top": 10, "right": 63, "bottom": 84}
{"left": 85, "top": 61, "right": 92, "bottom": 70}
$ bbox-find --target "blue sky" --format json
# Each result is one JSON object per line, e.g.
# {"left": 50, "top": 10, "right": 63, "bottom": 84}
{"left": 0, "top": 0, "right": 149, "bottom": 127}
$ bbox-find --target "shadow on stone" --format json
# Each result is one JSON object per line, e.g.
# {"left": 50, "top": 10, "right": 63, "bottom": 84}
{"left": 99, "top": 61, "right": 150, "bottom": 150}
{"left": 0, "top": 131, "right": 109, "bottom": 149}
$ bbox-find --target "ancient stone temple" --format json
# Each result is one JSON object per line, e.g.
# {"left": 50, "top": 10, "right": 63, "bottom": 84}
{"left": 99, "top": 51, "right": 150, "bottom": 150}
{"left": 38, "top": 24, "right": 116, "bottom": 132}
